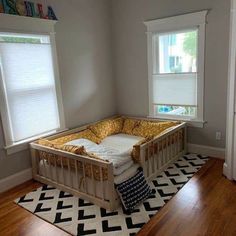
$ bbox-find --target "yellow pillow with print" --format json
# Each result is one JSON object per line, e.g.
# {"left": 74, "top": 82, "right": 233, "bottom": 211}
{"left": 38, "top": 138, "right": 85, "bottom": 154}
{"left": 122, "top": 118, "right": 140, "bottom": 135}
{"left": 51, "top": 129, "right": 102, "bottom": 145}
{"left": 132, "top": 120, "right": 178, "bottom": 138}
{"left": 38, "top": 139, "right": 57, "bottom": 147}
{"left": 89, "top": 117, "right": 124, "bottom": 139}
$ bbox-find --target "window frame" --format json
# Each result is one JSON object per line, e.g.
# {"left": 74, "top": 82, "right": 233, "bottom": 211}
{"left": 0, "top": 14, "right": 66, "bottom": 154}
{"left": 144, "top": 11, "right": 208, "bottom": 126}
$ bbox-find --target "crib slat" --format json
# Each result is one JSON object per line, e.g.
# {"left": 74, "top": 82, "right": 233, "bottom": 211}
{"left": 160, "top": 140, "right": 163, "bottom": 166}
{"left": 159, "top": 141, "right": 161, "bottom": 167}
{"left": 148, "top": 144, "right": 151, "bottom": 175}
{"left": 164, "top": 139, "right": 167, "bottom": 164}
{"left": 177, "top": 131, "right": 180, "bottom": 154}
{"left": 60, "top": 157, "right": 65, "bottom": 184}
{"left": 90, "top": 165, "right": 96, "bottom": 197}
{"left": 150, "top": 143, "right": 153, "bottom": 174}
{"left": 153, "top": 142, "right": 157, "bottom": 174}
{"left": 74, "top": 159, "right": 79, "bottom": 190}
{"left": 67, "top": 159, "right": 72, "bottom": 187}
{"left": 54, "top": 155, "right": 58, "bottom": 182}
{"left": 175, "top": 133, "right": 178, "bottom": 156}
{"left": 163, "top": 139, "right": 165, "bottom": 163}
{"left": 168, "top": 136, "right": 171, "bottom": 161}
{"left": 151, "top": 143, "right": 156, "bottom": 174}
{"left": 177, "top": 132, "right": 179, "bottom": 154}
{"left": 151, "top": 142, "right": 155, "bottom": 174}
{"left": 147, "top": 146, "right": 150, "bottom": 176}
{"left": 170, "top": 135, "right": 173, "bottom": 160}
{"left": 166, "top": 136, "right": 170, "bottom": 161}
{"left": 156, "top": 142, "right": 159, "bottom": 170}
{"left": 82, "top": 162, "right": 87, "bottom": 193}
{"left": 180, "top": 130, "right": 182, "bottom": 152}
{"left": 180, "top": 131, "right": 182, "bottom": 152}
{"left": 166, "top": 136, "right": 170, "bottom": 162}
{"left": 41, "top": 155, "right": 47, "bottom": 177}
{"left": 70, "top": 161, "right": 74, "bottom": 188}
{"left": 172, "top": 135, "right": 174, "bottom": 157}
{"left": 99, "top": 166, "right": 105, "bottom": 201}
{"left": 165, "top": 137, "right": 168, "bottom": 162}
{"left": 48, "top": 156, "right": 52, "bottom": 180}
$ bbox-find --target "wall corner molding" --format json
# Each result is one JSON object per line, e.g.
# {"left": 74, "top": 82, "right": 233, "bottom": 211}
{"left": 187, "top": 143, "right": 225, "bottom": 159}
{"left": 223, "top": 162, "right": 233, "bottom": 180}
{"left": 0, "top": 168, "right": 32, "bottom": 193}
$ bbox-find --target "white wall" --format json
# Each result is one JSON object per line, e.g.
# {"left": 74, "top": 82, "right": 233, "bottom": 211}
{"left": 112, "top": 0, "right": 230, "bottom": 149}
{"left": 0, "top": 0, "right": 116, "bottom": 180}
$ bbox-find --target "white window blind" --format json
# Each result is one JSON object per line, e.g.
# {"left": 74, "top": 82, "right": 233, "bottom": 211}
{"left": 0, "top": 33, "right": 60, "bottom": 142}
{"left": 153, "top": 73, "right": 197, "bottom": 106}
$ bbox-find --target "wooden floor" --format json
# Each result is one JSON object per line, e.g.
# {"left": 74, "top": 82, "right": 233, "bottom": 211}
{"left": 138, "top": 159, "right": 236, "bottom": 236}
{"left": 0, "top": 158, "right": 236, "bottom": 236}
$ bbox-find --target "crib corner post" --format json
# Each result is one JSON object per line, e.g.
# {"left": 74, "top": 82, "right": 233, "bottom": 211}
{"left": 30, "top": 146, "right": 38, "bottom": 178}
{"left": 107, "top": 162, "right": 117, "bottom": 210}
{"left": 140, "top": 146, "right": 147, "bottom": 178}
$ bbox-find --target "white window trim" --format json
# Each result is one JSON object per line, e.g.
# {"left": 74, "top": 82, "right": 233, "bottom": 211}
{"left": 144, "top": 11, "right": 208, "bottom": 127}
{"left": 0, "top": 13, "right": 66, "bottom": 154}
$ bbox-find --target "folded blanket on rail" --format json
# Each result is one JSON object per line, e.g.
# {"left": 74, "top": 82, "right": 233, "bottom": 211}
{"left": 37, "top": 138, "right": 135, "bottom": 180}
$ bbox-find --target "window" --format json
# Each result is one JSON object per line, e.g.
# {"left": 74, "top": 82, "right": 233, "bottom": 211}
{"left": 145, "top": 11, "right": 207, "bottom": 123}
{"left": 0, "top": 15, "right": 65, "bottom": 153}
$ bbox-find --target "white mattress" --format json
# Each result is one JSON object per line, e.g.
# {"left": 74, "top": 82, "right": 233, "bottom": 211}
{"left": 66, "top": 134, "right": 143, "bottom": 176}
{"left": 39, "top": 161, "right": 140, "bottom": 200}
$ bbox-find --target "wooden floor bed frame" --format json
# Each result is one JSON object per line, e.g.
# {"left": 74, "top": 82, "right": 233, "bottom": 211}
{"left": 30, "top": 117, "right": 187, "bottom": 210}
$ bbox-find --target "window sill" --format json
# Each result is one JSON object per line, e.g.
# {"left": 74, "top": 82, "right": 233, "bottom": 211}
{"left": 4, "top": 129, "right": 68, "bottom": 155}
{"left": 147, "top": 115, "right": 206, "bottom": 128}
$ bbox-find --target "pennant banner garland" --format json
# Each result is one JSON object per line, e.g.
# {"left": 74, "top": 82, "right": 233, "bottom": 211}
{"left": 0, "top": 0, "right": 58, "bottom": 20}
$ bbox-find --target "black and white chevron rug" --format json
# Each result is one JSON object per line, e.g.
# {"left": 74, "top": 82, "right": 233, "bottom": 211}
{"left": 15, "top": 154, "right": 208, "bottom": 236}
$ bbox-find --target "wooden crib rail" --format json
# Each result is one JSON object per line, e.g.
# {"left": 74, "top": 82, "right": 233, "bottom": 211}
{"left": 143, "top": 122, "right": 186, "bottom": 146}
{"left": 30, "top": 142, "right": 118, "bottom": 210}
{"left": 31, "top": 142, "right": 110, "bottom": 165}
{"left": 139, "top": 123, "right": 187, "bottom": 180}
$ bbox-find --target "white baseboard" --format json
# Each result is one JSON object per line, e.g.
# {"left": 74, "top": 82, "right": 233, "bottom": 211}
{"left": 0, "top": 168, "right": 32, "bottom": 193}
{"left": 187, "top": 143, "right": 225, "bottom": 159}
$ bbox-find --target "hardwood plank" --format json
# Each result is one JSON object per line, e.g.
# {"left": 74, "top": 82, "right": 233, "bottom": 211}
{"left": 138, "top": 159, "right": 236, "bottom": 236}
{"left": 0, "top": 180, "right": 69, "bottom": 236}
{"left": 0, "top": 159, "right": 235, "bottom": 236}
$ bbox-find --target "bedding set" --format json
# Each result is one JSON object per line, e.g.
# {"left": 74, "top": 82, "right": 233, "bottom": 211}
{"left": 38, "top": 117, "right": 179, "bottom": 177}
{"left": 36, "top": 116, "right": 181, "bottom": 211}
